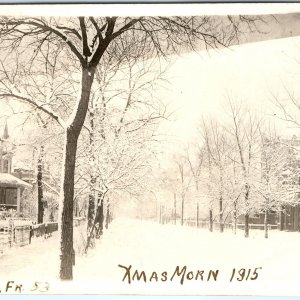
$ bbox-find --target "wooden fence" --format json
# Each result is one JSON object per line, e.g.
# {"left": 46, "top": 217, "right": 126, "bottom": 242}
{"left": 184, "top": 219, "right": 278, "bottom": 231}
{"left": 0, "top": 217, "right": 86, "bottom": 254}
{"left": 0, "top": 225, "right": 11, "bottom": 254}
{"left": 14, "top": 225, "right": 31, "bottom": 247}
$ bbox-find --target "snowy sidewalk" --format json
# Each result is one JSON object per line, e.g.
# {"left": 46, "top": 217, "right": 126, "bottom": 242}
{"left": 0, "top": 232, "right": 60, "bottom": 281}
{"left": 75, "top": 218, "right": 300, "bottom": 295}
{"left": 0, "top": 218, "right": 299, "bottom": 295}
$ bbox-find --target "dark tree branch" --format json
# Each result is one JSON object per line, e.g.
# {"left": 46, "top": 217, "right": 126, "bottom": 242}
{"left": 56, "top": 25, "right": 82, "bottom": 40}
{"left": 0, "top": 93, "right": 65, "bottom": 128}
{"left": 0, "top": 18, "right": 85, "bottom": 65}
{"left": 79, "top": 17, "right": 92, "bottom": 60}
{"left": 112, "top": 18, "right": 141, "bottom": 39}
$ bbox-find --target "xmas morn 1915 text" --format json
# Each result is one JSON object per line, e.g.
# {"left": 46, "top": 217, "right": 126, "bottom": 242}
{"left": 118, "top": 264, "right": 262, "bottom": 284}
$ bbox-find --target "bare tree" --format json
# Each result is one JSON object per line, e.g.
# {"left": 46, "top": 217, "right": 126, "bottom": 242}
{"left": 259, "top": 129, "right": 300, "bottom": 236}
{"left": 0, "top": 15, "right": 262, "bottom": 279}
{"left": 158, "top": 168, "right": 180, "bottom": 225}
{"left": 226, "top": 158, "right": 243, "bottom": 234}
{"left": 272, "top": 88, "right": 300, "bottom": 231}
{"left": 200, "top": 119, "right": 232, "bottom": 232}
{"left": 226, "top": 100, "right": 261, "bottom": 238}
{"left": 185, "top": 145, "right": 203, "bottom": 228}
{"left": 172, "top": 153, "right": 194, "bottom": 226}
{"left": 74, "top": 48, "right": 169, "bottom": 250}
{"left": 200, "top": 119, "right": 216, "bottom": 232}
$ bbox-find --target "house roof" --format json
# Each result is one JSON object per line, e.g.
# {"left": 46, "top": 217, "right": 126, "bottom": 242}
{"left": 0, "top": 173, "right": 31, "bottom": 188}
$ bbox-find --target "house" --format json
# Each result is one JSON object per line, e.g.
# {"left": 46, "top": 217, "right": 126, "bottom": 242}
{"left": 11, "top": 135, "right": 59, "bottom": 222}
{"left": 279, "top": 205, "right": 300, "bottom": 231}
{"left": 0, "top": 123, "right": 31, "bottom": 213}
{"left": 278, "top": 135, "right": 300, "bottom": 231}
{"left": 235, "top": 135, "right": 300, "bottom": 232}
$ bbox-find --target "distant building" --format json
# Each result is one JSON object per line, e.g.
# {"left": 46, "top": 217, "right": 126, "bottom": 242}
{"left": 12, "top": 147, "right": 59, "bottom": 222}
{"left": 278, "top": 134, "right": 300, "bottom": 231}
{"left": 0, "top": 123, "right": 31, "bottom": 213}
{"left": 236, "top": 134, "right": 300, "bottom": 231}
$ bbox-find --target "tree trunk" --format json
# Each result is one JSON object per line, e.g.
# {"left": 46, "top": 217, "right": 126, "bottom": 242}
{"left": 219, "top": 196, "right": 223, "bottom": 233}
{"left": 87, "top": 191, "right": 95, "bottom": 237}
{"left": 94, "top": 191, "right": 104, "bottom": 239}
{"left": 196, "top": 202, "right": 199, "bottom": 228}
{"left": 85, "top": 193, "right": 104, "bottom": 251}
{"left": 74, "top": 198, "right": 79, "bottom": 217}
{"left": 244, "top": 213, "right": 250, "bottom": 238}
{"left": 98, "top": 198, "right": 104, "bottom": 237}
{"left": 233, "top": 205, "right": 237, "bottom": 235}
{"left": 280, "top": 209, "right": 284, "bottom": 231}
{"left": 244, "top": 186, "right": 250, "bottom": 238}
{"left": 284, "top": 210, "right": 288, "bottom": 230}
{"left": 174, "top": 193, "right": 176, "bottom": 225}
{"left": 87, "top": 109, "right": 96, "bottom": 240}
{"left": 86, "top": 167, "right": 96, "bottom": 248}
{"left": 37, "top": 145, "right": 44, "bottom": 224}
{"left": 219, "top": 171, "right": 224, "bottom": 233}
{"left": 181, "top": 197, "right": 184, "bottom": 226}
{"left": 209, "top": 209, "right": 213, "bottom": 232}
{"left": 59, "top": 129, "right": 77, "bottom": 280}
{"left": 105, "top": 199, "right": 110, "bottom": 229}
{"left": 159, "top": 205, "right": 162, "bottom": 224}
{"left": 264, "top": 209, "right": 269, "bottom": 239}
{"left": 86, "top": 187, "right": 96, "bottom": 249}
{"left": 59, "top": 67, "right": 95, "bottom": 280}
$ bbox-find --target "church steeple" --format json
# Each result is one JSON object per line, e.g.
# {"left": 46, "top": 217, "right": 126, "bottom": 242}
{"left": 2, "top": 122, "right": 9, "bottom": 140}
{"left": 0, "top": 122, "right": 13, "bottom": 173}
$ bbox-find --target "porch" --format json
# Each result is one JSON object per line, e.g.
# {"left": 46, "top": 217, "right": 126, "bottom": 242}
{"left": 0, "top": 173, "right": 31, "bottom": 213}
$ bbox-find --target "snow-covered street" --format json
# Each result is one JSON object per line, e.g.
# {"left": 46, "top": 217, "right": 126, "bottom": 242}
{"left": 2, "top": 6, "right": 300, "bottom": 297}
{"left": 0, "top": 218, "right": 300, "bottom": 295}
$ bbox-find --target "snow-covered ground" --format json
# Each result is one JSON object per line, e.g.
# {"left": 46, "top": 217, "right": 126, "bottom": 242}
{"left": 0, "top": 218, "right": 299, "bottom": 295}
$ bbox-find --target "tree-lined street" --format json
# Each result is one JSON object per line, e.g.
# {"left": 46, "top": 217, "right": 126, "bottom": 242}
{"left": 0, "top": 6, "right": 300, "bottom": 296}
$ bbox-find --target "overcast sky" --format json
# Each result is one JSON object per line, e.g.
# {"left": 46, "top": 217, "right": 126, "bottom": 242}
{"left": 155, "top": 34, "right": 300, "bottom": 154}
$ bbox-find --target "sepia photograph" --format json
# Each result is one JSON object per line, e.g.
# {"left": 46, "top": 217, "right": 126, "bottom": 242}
{"left": 0, "top": 3, "right": 300, "bottom": 295}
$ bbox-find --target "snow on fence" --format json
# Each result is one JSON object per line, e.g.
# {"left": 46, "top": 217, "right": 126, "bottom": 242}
{"left": 0, "top": 217, "right": 86, "bottom": 255}
{"left": 0, "top": 225, "right": 11, "bottom": 254}
{"left": 0, "top": 222, "right": 56, "bottom": 253}
{"left": 185, "top": 220, "right": 278, "bottom": 230}
{"left": 31, "top": 222, "right": 58, "bottom": 238}
{"left": 14, "top": 225, "right": 31, "bottom": 247}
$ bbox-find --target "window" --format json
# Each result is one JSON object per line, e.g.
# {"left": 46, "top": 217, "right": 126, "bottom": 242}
{"left": 6, "top": 188, "right": 17, "bottom": 205}
{"left": 0, "top": 188, "right": 5, "bottom": 204}
{"left": 0, "top": 187, "right": 17, "bottom": 205}
{"left": 3, "top": 159, "right": 9, "bottom": 173}
{"left": 253, "top": 213, "right": 260, "bottom": 219}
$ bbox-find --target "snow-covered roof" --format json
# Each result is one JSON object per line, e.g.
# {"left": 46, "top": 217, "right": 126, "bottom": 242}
{"left": 0, "top": 173, "right": 31, "bottom": 188}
